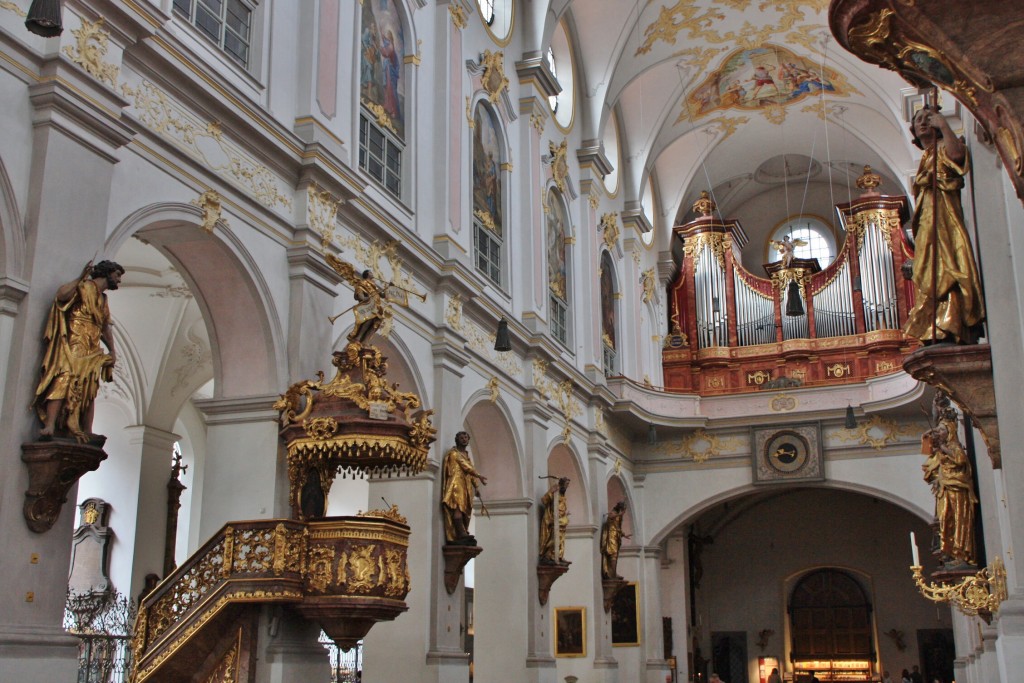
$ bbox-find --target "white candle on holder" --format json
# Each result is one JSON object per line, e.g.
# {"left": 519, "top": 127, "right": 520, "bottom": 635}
{"left": 910, "top": 531, "right": 920, "bottom": 566}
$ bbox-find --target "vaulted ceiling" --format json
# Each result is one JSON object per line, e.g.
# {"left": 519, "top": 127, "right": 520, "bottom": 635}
{"left": 560, "top": 0, "right": 927, "bottom": 241}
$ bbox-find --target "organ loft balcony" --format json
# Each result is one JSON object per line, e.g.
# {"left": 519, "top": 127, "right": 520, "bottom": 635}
{"left": 662, "top": 183, "right": 917, "bottom": 395}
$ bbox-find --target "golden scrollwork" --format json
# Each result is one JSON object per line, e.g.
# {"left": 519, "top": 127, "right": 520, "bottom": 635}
{"left": 465, "top": 96, "right": 474, "bottom": 129}
{"left": 449, "top": 1, "right": 468, "bottom": 30}
{"left": 363, "top": 99, "right": 399, "bottom": 137}
{"left": 307, "top": 545, "right": 336, "bottom": 592}
{"left": 190, "top": 190, "right": 225, "bottom": 234}
{"left": 307, "top": 183, "right": 342, "bottom": 249}
{"left": 530, "top": 112, "right": 547, "bottom": 133}
{"left": 0, "top": 1, "right": 26, "bottom": 16}
{"left": 770, "top": 393, "right": 797, "bottom": 412}
{"left": 442, "top": 295, "right": 522, "bottom": 376}
{"left": 487, "top": 377, "right": 500, "bottom": 402}
{"left": 63, "top": 18, "right": 120, "bottom": 88}
{"left": 359, "top": 504, "right": 408, "bottom": 525}
{"left": 588, "top": 188, "right": 600, "bottom": 210}
{"left": 532, "top": 360, "right": 581, "bottom": 444}
{"left": 692, "top": 190, "right": 716, "bottom": 217}
{"left": 600, "top": 212, "right": 621, "bottom": 251}
{"left": 202, "top": 632, "right": 239, "bottom": 683}
{"left": 641, "top": 268, "right": 657, "bottom": 304}
{"left": 771, "top": 267, "right": 811, "bottom": 299}
{"left": 480, "top": 50, "right": 510, "bottom": 104}
{"left": 834, "top": 414, "right": 921, "bottom": 450}
{"left": 549, "top": 139, "right": 570, "bottom": 194}
{"left": 383, "top": 548, "right": 408, "bottom": 597}
{"left": 83, "top": 501, "right": 99, "bottom": 525}
{"left": 850, "top": 208, "right": 902, "bottom": 251}
{"left": 910, "top": 555, "right": 1007, "bottom": 618}
{"left": 856, "top": 165, "right": 882, "bottom": 191}
{"left": 121, "top": 80, "right": 292, "bottom": 209}
{"left": 345, "top": 544, "right": 379, "bottom": 592}
{"left": 683, "top": 232, "right": 730, "bottom": 270}
{"left": 680, "top": 428, "right": 745, "bottom": 463}
{"left": 273, "top": 376, "right": 322, "bottom": 427}
{"left": 474, "top": 208, "right": 498, "bottom": 233}
{"left": 304, "top": 417, "right": 338, "bottom": 440}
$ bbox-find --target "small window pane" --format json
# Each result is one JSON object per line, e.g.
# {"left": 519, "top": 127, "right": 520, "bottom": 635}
{"left": 173, "top": 0, "right": 192, "bottom": 19}
{"left": 477, "top": 0, "right": 495, "bottom": 25}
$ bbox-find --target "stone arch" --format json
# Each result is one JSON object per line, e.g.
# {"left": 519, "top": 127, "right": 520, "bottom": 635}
{"left": 0, "top": 155, "right": 26, "bottom": 280}
{"left": 545, "top": 438, "right": 590, "bottom": 525}
{"left": 464, "top": 396, "right": 524, "bottom": 501}
{"left": 648, "top": 479, "right": 933, "bottom": 548}
{"left": 106, "top": 202, "right": 285, "bottom": 398}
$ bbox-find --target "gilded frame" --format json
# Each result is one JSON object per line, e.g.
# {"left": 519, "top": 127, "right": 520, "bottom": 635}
{"left": 611, "top": 582, "right": 641, "bottom": 646}
{"left": 554, "top": 606, "right": 586, "bottom": 657}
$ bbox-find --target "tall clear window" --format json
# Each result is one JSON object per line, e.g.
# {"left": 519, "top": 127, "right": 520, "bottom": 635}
{"left": 173, "top": 0, "right": 252, "bottom": 67}
{"left": 359, "top": 115, "right": 402, "bottom": 199}
{"left": 546, "top": 47, "right": 559, "bottom": 113}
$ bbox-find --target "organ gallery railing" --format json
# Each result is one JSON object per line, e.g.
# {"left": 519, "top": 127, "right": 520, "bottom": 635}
{"left": 663, "top": 188, "right": 917, "bottom": 395}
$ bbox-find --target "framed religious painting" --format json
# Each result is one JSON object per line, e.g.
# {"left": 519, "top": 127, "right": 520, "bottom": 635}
{"left": 751, "top": 423, "right": 824, "bottom": 484}
{"left": 611, "top": 582, "right": 640, "bottom": 646}
{"left": 554, "top": 607, "right": 586, "bottom": 657}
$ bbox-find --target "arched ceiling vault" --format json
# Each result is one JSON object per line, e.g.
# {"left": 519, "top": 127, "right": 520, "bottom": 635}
{"left": 558, "top": 0, "right": 923, "bottom": 238}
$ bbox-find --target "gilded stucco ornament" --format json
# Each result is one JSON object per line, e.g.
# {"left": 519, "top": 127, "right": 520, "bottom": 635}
{"left": 449, "top": 1, "right": 468, "bottom": 29}
{"left": 480, "top": 50, "right": 510, "bottom": 104}
{"left": 191, "top": 190, "right": 225, "bottom": 234}
{"left": 641, "top": 268, "right": 657, "bottom": 304}
{"left": 307, "top": 183, "right": 342, "bottom": 249}
{"left": 549, "top": 139, "right": 570, "bottom": 194}
{"left": 63, "top": 18, "right": 120, "bottom": 88}
{"left": 600, "top": 212, "right": 621, "bottom": 252}
{"left": 1, "top": 1, "right": 25, "bottom": 16}
{"left": 363, "top": 99, "right": 399, "bottom": 137}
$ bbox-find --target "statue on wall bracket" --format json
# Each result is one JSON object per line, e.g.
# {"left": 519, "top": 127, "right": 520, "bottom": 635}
{"left": 22, "top": 260, "right": 123, "bottom": 532}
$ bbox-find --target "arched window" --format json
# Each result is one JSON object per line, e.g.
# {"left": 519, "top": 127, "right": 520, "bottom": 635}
{"left": 641, "top": 176, "right": 656, "bottom": 247}
{"left": 477, "top": 0, "right": 495, "bottom": 25}
{"left": 548, "top": 21, "right": 575, "bottom": 130}
{"left": 790, "top": 569, "right": 874, "bottom": 667}
{"left": 359, "top": 0, "right": 406, "bottom": 199}
{"left": 547, "top": 189, "right": 571, "bottom": 346}
{"left": 768, "top": 216, "right": 837, "bottom": 268}
{"left": 546, "top": 47, "right": 559, "bottom": 113}
{"left": 600, "top": 252, "right": 618, "bottom": 374}
{"left": 473, "top": 103, "right": 504, "bottom": 287}
{"left": 602, "top": 110, "right": 621, "bottom": 195}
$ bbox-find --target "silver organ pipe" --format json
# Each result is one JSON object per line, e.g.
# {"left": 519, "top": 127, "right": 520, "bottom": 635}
{"left": 811, "top": 258, "right": 855, "bottom": 338}
{"left": 733, "top": 271, "right": 774, "bottom": 346}
{"left": 858, "top": 220, "right": 898, "bottom": 331}
{"left": 694, "top": 242, "right": 729, "bottom": 348}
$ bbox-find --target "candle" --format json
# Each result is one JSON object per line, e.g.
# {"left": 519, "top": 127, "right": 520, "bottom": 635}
{"left": 910, "top": 531, "right": 920, "bottom": 566}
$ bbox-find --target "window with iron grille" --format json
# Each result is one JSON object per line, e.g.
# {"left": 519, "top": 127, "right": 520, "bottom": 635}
{"left": 550, "top": 295, "right": 568, "bottom": 345}
{"left": 359, "top": 114, "right": 403, "bottom": 199}
{"left": 173, "top": 0, "right": 253, "bottom": 67}
{"left": 474, "top": 221, "right": 502, "bottom": 287}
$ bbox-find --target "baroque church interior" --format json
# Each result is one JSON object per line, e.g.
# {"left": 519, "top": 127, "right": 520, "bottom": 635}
{"left": 2, "top": 1, "right": 1024, "bottom": 682}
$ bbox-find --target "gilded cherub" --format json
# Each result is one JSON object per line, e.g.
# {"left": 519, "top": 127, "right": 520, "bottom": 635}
{"left": 770, "top": 234, "right": 807, "bottom": 269}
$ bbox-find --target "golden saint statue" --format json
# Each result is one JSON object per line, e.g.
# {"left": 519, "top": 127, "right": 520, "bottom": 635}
{"left": 33, "top": 260, "right": 124, "bottom": 443}
{"left": 922, "top": 396, "right": 978, "bottom": 567}
{"left": 441, "top": 431, "right": 487, "bottom": 545}
{"left": 903, "top": 106, "right": 986, "bottom": 344}
{"left": 539, "top": 477, "right": 570, "bottom": 565}
{"left": 600, "top": 500, "right": 631, "bottom": 580}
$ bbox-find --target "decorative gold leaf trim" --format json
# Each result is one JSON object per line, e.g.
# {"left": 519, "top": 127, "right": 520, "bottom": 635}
{"left": 190, "top": 190, "right": 225, "bottom": 234}
{"left": 63, "top": 18, "right": 120, "bottom": 88}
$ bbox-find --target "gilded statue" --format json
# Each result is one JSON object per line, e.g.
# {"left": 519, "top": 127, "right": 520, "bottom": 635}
{"left": 539, "top": 477, "right": 571, "bottom": 565}
{"left": 326, "top": 253, "right": 423, "bottom": 344}
{"left": 600, "top": 500, "right": 631, "bottom": 580}
{"left": 903, "top": 105, "right": 986, "bottom": 344}
{"left": 770, "top": 234, "right": 806, "bottom": 269}
{"left": 441, "top": 431, "right": 488, "bottom": 545}
{"left": 33, "top": 260, "right": 124, "bottom": 443}
{"left": 922, "top": 394, "right": 978, "bottom": 567}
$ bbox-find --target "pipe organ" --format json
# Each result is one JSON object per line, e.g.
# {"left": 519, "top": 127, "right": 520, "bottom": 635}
{"left": 664, "top": 190, "right": 915, "bottom": 395}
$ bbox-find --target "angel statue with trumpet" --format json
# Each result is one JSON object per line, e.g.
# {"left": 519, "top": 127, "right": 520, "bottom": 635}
{"left": 325, "top": 253, "right": 425, "bottom": 343}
